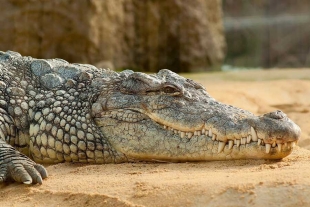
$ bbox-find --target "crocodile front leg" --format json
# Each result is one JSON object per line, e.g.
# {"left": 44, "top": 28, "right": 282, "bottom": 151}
{"left": 0, "top": 140, "right": 47, "bottom": 184}
{"left": 0, "top": 108, "right": 47, "bottom": 184}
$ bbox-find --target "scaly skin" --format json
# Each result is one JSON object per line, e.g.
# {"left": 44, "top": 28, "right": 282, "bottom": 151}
{"left": 0, "top": 51, "right": 300, "bottom": 184}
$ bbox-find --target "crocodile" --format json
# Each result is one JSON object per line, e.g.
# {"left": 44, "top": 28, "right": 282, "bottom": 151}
{"left": 0, "top": 51, "right": 300, "bottom": 184}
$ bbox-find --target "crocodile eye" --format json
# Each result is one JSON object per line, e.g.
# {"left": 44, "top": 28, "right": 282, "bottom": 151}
{"left": 163, "top": 85, "right": 179, "bottom": 94}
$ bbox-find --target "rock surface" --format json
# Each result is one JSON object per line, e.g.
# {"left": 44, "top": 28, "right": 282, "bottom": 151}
{"left": 0, "top": 0, "right": 225, "bottom": 72}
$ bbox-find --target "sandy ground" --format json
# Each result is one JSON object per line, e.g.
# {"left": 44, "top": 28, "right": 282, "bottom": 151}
{"left": 1, "top": 69, "right": 310, "bottom": 207}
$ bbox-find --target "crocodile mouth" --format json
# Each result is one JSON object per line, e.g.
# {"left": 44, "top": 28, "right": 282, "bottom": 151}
{"left": 156, "top": 122, "right": 297, "bottom": 154}
{"left": 95, "top": 109, "right": 297, "bottom": 154}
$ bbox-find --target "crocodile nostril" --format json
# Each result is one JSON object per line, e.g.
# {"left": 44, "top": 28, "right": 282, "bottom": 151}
{"left": 264, "top": 110, "right": 287, "bottom": 119}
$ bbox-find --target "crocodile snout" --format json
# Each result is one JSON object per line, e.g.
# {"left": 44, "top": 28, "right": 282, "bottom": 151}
{"left": 256, "top": 110, "right": 301, "bottom": 145}
{"left": 263, "top": 110, "right": 287, "bottom": 120}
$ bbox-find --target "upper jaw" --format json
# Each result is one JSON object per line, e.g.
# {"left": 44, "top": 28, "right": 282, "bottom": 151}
{"left": 154, "top": 109, "right": 300, "bottom": 154}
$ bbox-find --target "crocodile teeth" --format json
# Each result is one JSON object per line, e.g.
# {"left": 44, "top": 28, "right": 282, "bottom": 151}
{"left": 218, "top": 141, "right": 226, "bottom": 153}
{"left": 161, "top": 123, "right": 295, "bottom": 153}
{"left": 257, "top": 138, "right": 262, "bottom": 145}
{"left": 241, "top": 137, "right": 246, "bottom": 145}
{"left": 236, "top": 139, "right": 240, "bottom": 147}
{"left": 243, "top": 137, "right": 247, "bottom": 144}
{"left": 228, "top": 140, "right": 233, "bottom": 149}
{"left": 250, "top": 127, "right": 258, "bottom": 141}
{"left": 212, "top": 134, "right": 217, "bottom": 141}
{"left": 287, "top": 142, "right": 294, "bottom": 148}
{"left": 266, "top": 144, "right": 271, "bottom": 153}
{"left": 247, "top": 135, "right": 251, "bottom": 143}
{"left": 208, "top": 129, "right": 212, "bottom": 137}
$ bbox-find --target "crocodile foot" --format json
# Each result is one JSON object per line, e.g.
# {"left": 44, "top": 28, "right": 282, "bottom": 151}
{"left": 0, "top": 141, "right": 48, "bottom": 184}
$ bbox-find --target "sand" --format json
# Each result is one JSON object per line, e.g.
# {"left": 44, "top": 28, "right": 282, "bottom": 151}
{"left": 1, "top": 69, "right": 310, "bottom": 207}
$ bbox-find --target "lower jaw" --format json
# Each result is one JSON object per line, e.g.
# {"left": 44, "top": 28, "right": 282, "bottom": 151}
{"left": 216, "top": 141, "right": 294, "bottom": 160}
{"left": 123, "top": 140, "right": 294, "bottom": 162}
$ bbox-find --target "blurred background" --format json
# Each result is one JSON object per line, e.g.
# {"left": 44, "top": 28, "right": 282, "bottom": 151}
{"left": 223, "top": 0, "right": 310, "bottom": 69}
{"left": 1, "top": 0, "right": 310, "bottom": 72}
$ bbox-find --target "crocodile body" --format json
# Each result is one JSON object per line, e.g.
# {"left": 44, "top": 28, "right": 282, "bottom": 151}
{"left": 0, "top": 51, "right": 300, "bottom": 184}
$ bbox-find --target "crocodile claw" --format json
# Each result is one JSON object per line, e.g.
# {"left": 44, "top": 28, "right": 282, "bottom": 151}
{"left": 0, "top": 142, "right": 48, "bottom": 184}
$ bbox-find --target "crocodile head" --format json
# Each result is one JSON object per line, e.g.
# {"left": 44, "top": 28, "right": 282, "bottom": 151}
{"left": 93, "top": 69, "right": 300, "bottom": 161}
